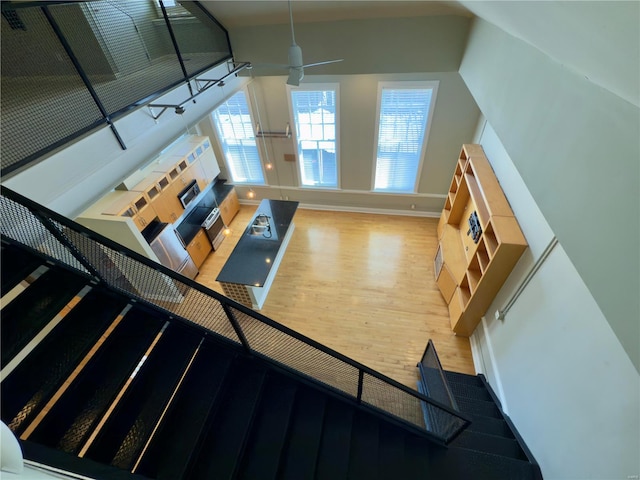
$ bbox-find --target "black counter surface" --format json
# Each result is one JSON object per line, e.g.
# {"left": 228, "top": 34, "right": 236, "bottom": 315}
{"left": 175, "top": 179, "right": 234, "bottom": 245}
{"left": 216, "top": 199, "right": 299, "bottom": 287}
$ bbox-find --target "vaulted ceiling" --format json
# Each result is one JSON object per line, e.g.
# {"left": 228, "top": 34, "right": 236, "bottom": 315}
{"left": 201, "top": 1, "right": 639, "bottom": 106}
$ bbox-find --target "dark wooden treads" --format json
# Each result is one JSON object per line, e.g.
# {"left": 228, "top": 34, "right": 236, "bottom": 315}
{"left": 1, "top": 265, "right": 88, "bottom": 367}
{"left": 134, "top": 342, "right": 236, "bottom": 480}
{"left": 187, "top": 357, "right": 267, "bottom": 480}
{"left": 237, "top": 373, "right": 298, "bottom": 480}
{"left": 1, "top": 289, "right": 128, "bottom": 435}
{"left": 84, "top": 322, "right": 202, "bottom": 469}
{"left": 278, "top": 386, "right": 327, "bottom": 480}
{"left": 347, "top": 409, "right": 380, "bottom": 480}
{"left": 315, "top": 398, "right": 354, "bottom": 480}
{"left": 27, "top": 308, "right": 165, "bottom": 454}
{"left": 0, "top": 243, "right": 44, "bottom": 295}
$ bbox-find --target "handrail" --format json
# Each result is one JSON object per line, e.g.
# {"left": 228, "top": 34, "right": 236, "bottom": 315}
{"left": 0, "top": 185, "right": 471, "bottom": 444}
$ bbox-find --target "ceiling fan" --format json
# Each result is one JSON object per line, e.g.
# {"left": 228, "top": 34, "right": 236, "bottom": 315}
{"left": 260, "top": 0, "right": 344, "bottom": 86}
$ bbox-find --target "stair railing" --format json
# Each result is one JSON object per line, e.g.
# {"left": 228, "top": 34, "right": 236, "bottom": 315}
{"left": 417, "top": 339, "right": 461, "bottom": 436}
{"left": 0, "top": 186, "right": 471, "bottom": 445}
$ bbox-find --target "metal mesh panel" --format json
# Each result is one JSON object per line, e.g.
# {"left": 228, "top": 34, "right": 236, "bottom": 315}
{"left": 0, "top": 196, "right": 89, "bottom": 275}
{"left": 58, "top": 228, "right": 241, "bottom": 345}
{"left": 0, "top": 6, "right": 104, "bottom": 171}
{"left": 170, "top": 1, "right": 231, "bottom": 77}
{"left": 419, "top": 342, "right": 457, "bottom": 409}
{"left": 361, "top": 372, "right": 426, "bottom": 429}
{"left": 231, "top": 307, "right": 360, "bottom": 397}
{"left": 48, "top": 1, "right": 185, "bottom": 115}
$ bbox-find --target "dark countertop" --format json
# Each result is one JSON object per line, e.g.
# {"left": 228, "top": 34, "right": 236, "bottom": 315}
{"left": 216, "top": 199, "right": 299, "bottom": 287}
{"left": 175, "top": 179, "right": 234, "bottom": 245}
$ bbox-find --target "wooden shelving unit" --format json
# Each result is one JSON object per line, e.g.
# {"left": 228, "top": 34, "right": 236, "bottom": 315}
{"left": 435, "top": 145, "right": 528, "bottom": 336}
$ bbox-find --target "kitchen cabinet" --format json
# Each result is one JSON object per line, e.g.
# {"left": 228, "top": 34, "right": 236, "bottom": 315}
{"left": 435, "top": 144, "right": 528, "bottom": 336}
{"left": 219, "top": 188, "right": 239, "bottom": 226}
{"left": 101, "top": 191, "right": 157, "bottom": 231}
{"left": 130, "top": 171, "right": 181, "bottom": 223}
{"left": 186, "top": 228, "right": 212, "bottom": 268}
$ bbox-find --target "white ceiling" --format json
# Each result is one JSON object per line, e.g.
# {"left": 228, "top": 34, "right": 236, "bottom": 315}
{"left": 201, "top": 1, "right": 472, "bottom": 28}
{"left": 200, "top": 0, "right": 639, "bottom": 107}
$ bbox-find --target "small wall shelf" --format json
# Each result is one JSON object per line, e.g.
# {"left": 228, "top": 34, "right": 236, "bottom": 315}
{"left": 435, "top": 144, "right": 528, "bottom": 336}
{"left": 255, "top": 123, "right": 291, "bottom": 139}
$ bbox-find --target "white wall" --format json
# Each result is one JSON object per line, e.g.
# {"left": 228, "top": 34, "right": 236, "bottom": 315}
{"left": 471, "top": 121, "right": 640, "bottom": 480}
{"left": 459, "top": 16, "right": 639, "bottom": 373}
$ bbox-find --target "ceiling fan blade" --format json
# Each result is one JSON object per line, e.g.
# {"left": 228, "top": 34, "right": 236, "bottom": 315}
{"left": 302, "top": 59, "right": 344, "bottom": 68}
{"left": 249, "top": 63, "right": 291, "bottom": 69}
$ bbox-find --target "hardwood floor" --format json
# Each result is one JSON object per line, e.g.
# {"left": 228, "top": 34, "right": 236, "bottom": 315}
{"left": 196, "top": 205, "right": 475, "bottom": 389}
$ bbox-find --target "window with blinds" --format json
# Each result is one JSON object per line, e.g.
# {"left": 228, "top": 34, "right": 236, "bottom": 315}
{"left": 212, "top": 91, "right": 265, "bottom": 185}
{"left": 289, "top": 85, "right": 339, "bottom": 188}
{"left": 373, "top": 82, "right": 438, "bottom": 193}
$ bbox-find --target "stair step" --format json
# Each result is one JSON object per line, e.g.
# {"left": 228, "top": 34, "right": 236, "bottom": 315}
{"left": 84, "top": 322, "right": 201, "bottom": 469}
{"left": 430, "top": 445, "right": 537, "bottom": 480}
{"left": 377, "top": 424, "right": 413, "bottom": 479}
{"left": 464, "top": 413, "right": 514, "bottom": 438}
{"left": 188, "top": 357, "right": 267, "bottom": 480}
{"left": 133, "top": 340, "right": 236, "bottom": 480}
{"left": 455, "top": 397, "right": 502, "bottom": 419}
{"left": 402, "top": 432, "right": 431, "bottom": 478}
{"left": 278, "top": 386, "right": 327, "bottom": 480}
{"left": 451, "top": 430, "right": 526, "bottom": 460}
{"left": 0, "top": 243, "right": 44, "bottom": 295}
{"left": 27, "top": 308, "right": 165, "bottom": 454}
{"left": 238, "top": 374, "right": 298, "bottom": 480}
{"left": 1, "top": 266, "right": 88, "bottom": 367}
{"left": 447, "top": 380, "right": 493, "bottom": 402}
{"left": 315, "top": 399, "right": 354, "bottom": 480}
{"left": 444, "top": 370, "right": 483, "bottom": 387}
{"left": 347, "top": 410, "right": 380, "bottom": 480}
{"left": 1, "top": 289, "right": 128, "bottom": 435}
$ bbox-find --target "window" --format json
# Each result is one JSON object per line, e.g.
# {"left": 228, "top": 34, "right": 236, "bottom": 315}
{"left": 289, "top": 85, "right": 339, "bottom": 188}
{"left": 212, "top": 91, "right": 265, "bottom": 185}
{"left": 154, "top": 0, "right": 191, "bottom": 17}
{"left": 373, "top": 82, "right": 438, "bottom": 193}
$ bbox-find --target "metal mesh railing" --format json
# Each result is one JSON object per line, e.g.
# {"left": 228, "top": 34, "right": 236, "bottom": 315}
{"left": 417, "top": 339, "right": 464, "bottom": 438}
{"left": 0, "top": 1, "right": 232, "bottom": 176}
{"left": 0, "top": 186, "right": 470, "bottom": 444}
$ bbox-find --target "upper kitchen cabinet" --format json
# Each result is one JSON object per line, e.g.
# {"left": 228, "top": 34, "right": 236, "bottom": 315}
{"left": 75, "top": 135, "right": 223, "bottom": 261}
{"left": 131, "top": 170, "right": 182, "bottom": 224}
{"left": 161, "top": 136, "right": 221, "bottom": 189}
{"left": 100, "top": 190, "right": 157, "bottom": 231}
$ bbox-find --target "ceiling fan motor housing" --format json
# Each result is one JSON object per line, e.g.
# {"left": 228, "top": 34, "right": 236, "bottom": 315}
{"left": 288, "top": 44, "right": 303, "bottom": 68}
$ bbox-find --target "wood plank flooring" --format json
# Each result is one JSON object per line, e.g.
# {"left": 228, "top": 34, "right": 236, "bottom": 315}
{"left": 196, "top": 205, "right": 475, "bottom": 389}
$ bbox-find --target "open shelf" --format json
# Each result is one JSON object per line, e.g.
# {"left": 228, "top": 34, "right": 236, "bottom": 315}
{"left": 459, "top": 275, "right": 471, "bottom": 306}
{"left": 483, "top": 221, "right": 498, "bottom": 258}
{"left": 464, "top": 173, "right": 490, "bottom": 227}
{"left": 434, "top": 144, "right": 528, "bottom": 337}
{"left": 475, "top": 239, "right": 490, "bottom": 273}
{"left": 466, "top": 256, "right": 482, "bottom": 293}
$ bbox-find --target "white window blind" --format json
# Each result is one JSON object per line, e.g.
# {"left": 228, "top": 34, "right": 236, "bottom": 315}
{"left": 290, "top": 88, "right": 338, "bottom": 188}
{"left": 373, "top": 85, "right": 435, "bottom": 193}
{"left": 212, "top": 91, "right": 265, "bottom": 185}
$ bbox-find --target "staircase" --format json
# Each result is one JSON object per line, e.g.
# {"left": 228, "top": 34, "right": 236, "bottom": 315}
{"left": 0, "top": 185, "right": 542, "bottom": 479}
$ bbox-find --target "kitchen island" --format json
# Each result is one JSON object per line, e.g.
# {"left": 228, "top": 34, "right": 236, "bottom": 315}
{"left": 216, "top": 199, "right": 298, "bottom": 309}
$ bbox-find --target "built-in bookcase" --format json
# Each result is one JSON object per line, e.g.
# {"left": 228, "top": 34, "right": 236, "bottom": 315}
{"left": 435, "top": 145, "right": 527, "bottom": 336}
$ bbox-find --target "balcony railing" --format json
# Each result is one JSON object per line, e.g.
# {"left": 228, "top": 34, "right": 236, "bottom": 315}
{"left": 1, "top": 0, "right": 232, "bottom": 176}
{"left": 0, "top": 185, "right": 471, "bottom": 444}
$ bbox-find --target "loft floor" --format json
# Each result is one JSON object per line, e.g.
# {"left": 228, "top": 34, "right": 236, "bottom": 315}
{"left": 196, "top": 206, "right": 475, "bottom": 389}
